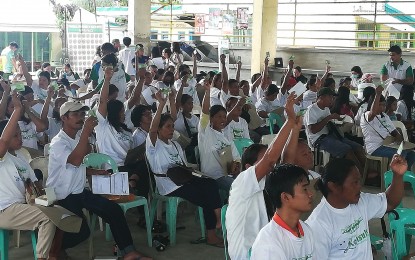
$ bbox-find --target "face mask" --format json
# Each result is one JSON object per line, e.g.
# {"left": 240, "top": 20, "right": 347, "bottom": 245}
{"left": 351, "top": 74, "right": 359, "bottom": 79}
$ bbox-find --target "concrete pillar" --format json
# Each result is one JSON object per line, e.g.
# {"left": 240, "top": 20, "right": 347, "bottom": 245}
{"left": 128, "top": 0, "right": 151, "bottom": 52}
{"left": 251, "top": 0, "right": 278, "bottom": 74}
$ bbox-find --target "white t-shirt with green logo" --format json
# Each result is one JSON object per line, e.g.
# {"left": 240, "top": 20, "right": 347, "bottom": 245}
{"left": 145, "top": 136, "right": 185, "bottom": 195}
{"left": 95, "top": 110, "right": 133, "bottom": 166}
{"left": 0, "top": 151, "right": 38, "bottom": 210}
{"left": 306, "top": 193, "right": 387, "bottom": 260}
{"left": 224, "top": 118, "right": 250, "bottom": 141}
{"left": 18, "top": 121, "right": 41, "bottom": 149}
{"left": 360, "top": 112, "right": 396, "bottom": 154}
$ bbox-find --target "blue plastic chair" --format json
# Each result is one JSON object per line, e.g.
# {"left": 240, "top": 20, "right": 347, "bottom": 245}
{"left": 384, "top": 170, "right": 415, "bottom": 259}
{"left": 0, "top": 229, "right": 37, "bottom": 260}
{"left": 83, "top": 153, "right": 152, "bottom": 247}
{"left": 268, "top": 113, "right": 284, "bottom": 134}
{"left": 233, "top": 138, "right": 254, "bottom": 157}
{"left": 221, "top": 204, "right": 229, "bottom": 260}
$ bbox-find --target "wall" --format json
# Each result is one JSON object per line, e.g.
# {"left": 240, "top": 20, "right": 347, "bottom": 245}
{"left": 190, "top": 47, "right": 415, "bottom": 84}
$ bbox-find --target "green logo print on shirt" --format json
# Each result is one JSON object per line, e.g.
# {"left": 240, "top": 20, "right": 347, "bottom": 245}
{"left": 232, "top": 128, "right": 244, "bottom": 138}
{"left": 292, "top": 254, "right": 312, "bottom": 260}
{"left": 339, "top": 217, "right": 369, "bottom": 253}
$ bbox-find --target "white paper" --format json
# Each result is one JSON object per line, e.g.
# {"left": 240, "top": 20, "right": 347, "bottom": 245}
{"left": 288, "top": 81, "right": 307, "bottom": 97}
{"left": 34, "top": 187, "right": 57, "bottom": 206}
{"left": 384, "top": 80, "right": 400, "bottom": 99}
{"left": 397, "top": 141, "right": 404, "bottom": 155}
{"left": 92, "top": 172, "right": 129, "bottom": 195}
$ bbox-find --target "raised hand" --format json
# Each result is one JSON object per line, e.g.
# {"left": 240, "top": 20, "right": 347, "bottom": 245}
{"left": 11, "top": 91, "right": 22, "bottom": 112}
{"left": 288, "top": 59, "right": 294, "bottom": 70}
{"left": 0, "top": 80, "right": 11, "bottom": 93}
{"left": 325, "top": 65, "right": 331, "bottom": 73}
{"left": 168, "top": 88, "right": 177, "bottom": 101}
{"left": 376, "top": 85, "right": 384, "bottom": 94}
{"left": 137, "top": 67, "right": 146, "bottom": 79}
{"left": 285, "top": 92, "right": 297, "bottom": 121}
{"left": 220, "top": 54, "right": 226, "bottom": 64}
{"left": 237, "top": 60, "right": 242, "bottom": 67}
{"left": 104, "top": 66, "right": 114, "bottom": 80}
{"left": 47, "top": 86, "right": 55, "bottom": 98}
{"left": 390, "top": 154, "right": 407, "bottom": 176}
{"left": 154, "top": 90, "right": 167, "bottom": 104}
{"left": 84, "top": 115, "right": 98, "bottom": 135}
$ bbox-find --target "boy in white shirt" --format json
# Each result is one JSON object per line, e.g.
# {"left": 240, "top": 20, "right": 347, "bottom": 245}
{"left": 250, "top": 164, "right": 314, "bottom": 260}
{"left": 224, "top": 97, "right": 250, "bottom": 141}
{"left": 0, "top": 91, "right": 55, "bottom": 260}
{"left": 227, "top": 93, "right": 300, "bottom": 260}
{"left": 47, "top": 73, "right": 151, "bottom": 260}
{"left": 306, "top": 156, "right": 406, "bottom": 259}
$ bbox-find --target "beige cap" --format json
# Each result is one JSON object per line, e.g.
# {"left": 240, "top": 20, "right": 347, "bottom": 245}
{"left": 60, "top": 101, "right": 90, "bottom": 116}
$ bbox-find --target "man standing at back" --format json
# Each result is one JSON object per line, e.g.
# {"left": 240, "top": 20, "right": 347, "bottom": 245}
{"left": 1, "top": 42, "right": 19, "bottom": 78}
{"left": 381, "top": 45, "right": 414, "bottom": 93}
{"left": 119, "top": 37, "right": 136, "bottom": 82}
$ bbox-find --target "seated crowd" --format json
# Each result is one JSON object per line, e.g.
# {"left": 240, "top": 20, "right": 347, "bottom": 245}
{"left": 0, "top": 39, "right": 414, "bottom": 260}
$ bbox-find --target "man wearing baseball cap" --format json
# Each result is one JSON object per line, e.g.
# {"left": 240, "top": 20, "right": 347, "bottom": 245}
{"left": 304, "top": 87, "right": 365, "bottom": 172}
{"left": 47, "top": 98, "right": 151, "bottom": 259}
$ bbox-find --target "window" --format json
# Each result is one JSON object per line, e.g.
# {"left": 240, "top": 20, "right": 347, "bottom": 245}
{"left": 161, "top": 31, "right": 169, "bottom": 40}
{"left": 150, "top": 30, "right": 158, "bottom": 40}
{"left": 178, "top": 31, "right": 185, "bottom": 40}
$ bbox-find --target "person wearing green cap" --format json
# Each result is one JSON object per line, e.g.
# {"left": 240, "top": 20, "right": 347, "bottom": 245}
{"left": 304, "top": 87, "right": 365, "bottom": 172}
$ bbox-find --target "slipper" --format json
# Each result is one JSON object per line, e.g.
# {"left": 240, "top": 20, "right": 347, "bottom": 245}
{"left": 190, "top": 237, "right": 207, "bottom": 244}
{"left": 206, "top": 241, "right": 225, "bottom": 248}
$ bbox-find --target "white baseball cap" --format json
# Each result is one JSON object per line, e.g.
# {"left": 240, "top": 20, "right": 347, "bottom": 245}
{"left": 60, "top": 101, "right": 90, "bottom": 116}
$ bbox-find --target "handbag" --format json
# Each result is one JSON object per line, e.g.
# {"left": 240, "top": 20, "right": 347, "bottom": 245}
{"left": 182, "top": 112, "right": 198, "bottom": 147}
{"left": 327, "top": 121, "right": 344, "bottom": 139}
{"left": 22, "top": 177, "right": 45, "bottom": 205}
{"left": 164, "top": 142, "right": 195, "bottom": 185}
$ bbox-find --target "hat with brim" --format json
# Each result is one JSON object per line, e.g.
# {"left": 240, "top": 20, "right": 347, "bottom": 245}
{"left": 60, "top": 101, "right": 90, "bottom": 116}
{"left": 317, "top": 87, "right": 337, "bottom": 97}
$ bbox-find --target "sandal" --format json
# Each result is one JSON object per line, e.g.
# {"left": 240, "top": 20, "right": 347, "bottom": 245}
{"left": 190, "top": 237, "right": 207, "bottom": 244}
{"left": 206, "top": 241, "right": 225, "bottom": 248}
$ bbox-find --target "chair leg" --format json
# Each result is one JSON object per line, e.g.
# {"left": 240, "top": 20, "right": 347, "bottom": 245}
{"left": 31, "top": 231, "right": 37, "bottom": 260}
{"left": 13, "top": 230, "right": 20, "bottom": 248}
{"left": 98, "top": 217, "right": 104, "bottom": 232}
{"left": 0, "top": 229, "right": 9, "bottom": 260}
{"left": 198, "top": 207, "right": 206, "bottom": 239}
{"left": 362, "top": 158, "right": 369, "bottom": 185}
{"left": 166, "top": 199, "right": 179, "bottom": 246}
{"left": 142, "top": 202, "right": 153, "bottom": 247}
{"left": 105, "top": 223, "right": 112, "bottom": 241}
{"left": 380, "top": 159, "right": 387, "bottom": 191}
{"left": 149, "top": 197, "right": 159, "bottom": 228}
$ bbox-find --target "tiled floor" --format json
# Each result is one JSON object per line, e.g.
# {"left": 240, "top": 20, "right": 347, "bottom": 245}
{"left": 7, "top": 185, "right": 415, "bottom": 260}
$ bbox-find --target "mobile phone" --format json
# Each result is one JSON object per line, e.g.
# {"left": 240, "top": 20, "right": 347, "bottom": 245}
{"left": 296, "top": 109, "right": 307, "bottom": 117}
{"left": 204, "top": 74, "right": 211, "bottom": 81}
{"left": 266, "top": 52, "right": 270, "bottom": 58}
{"left": 325, "top": 60, "right": 331, "bottom": 65}
{"left": 88, "top": 109, "right": 97, "bottom": 118}
{"left": 237, "top": 56, "right": 241, "bottom": 62}
{"left": 138, "top": 63, "right": 146, "bottom": 69}
{"left": 51, "top": 81, "right": 59, "bottom": 90}
{"left": 289, "top": 55, "right": 295, "bottom": 61}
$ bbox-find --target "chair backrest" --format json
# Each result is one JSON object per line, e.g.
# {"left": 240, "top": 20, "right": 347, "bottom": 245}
{"left": 268, "top": 113, "right": 284, "bottom": 134}
{"left": 82, "top": 153, "right": 119, "bottom": 173}
{"left": 233, "top": 138, "right": 254, "bottom": 156}
{"left": 260, "top": 134, "right": 276, "bottom": 145}
{"left": 44, "top": 143, "right": 50, "bottom": 157}
{"left": 30, "top": 156, "right": 49, "bottom": 186}
{"left": 17, "top": 147, "right": 32, "bottom": 162}
{"left": 194, "top": 146, "right": 201, "bottom": 170}
{"left": 392, "top": 121, "right": 408, "bottom": 141}
{"left": 384, "top": 170, "right": 415, "bottom": 207}
{"left": 221, "top": 204, "right": 229, "bottom": 260}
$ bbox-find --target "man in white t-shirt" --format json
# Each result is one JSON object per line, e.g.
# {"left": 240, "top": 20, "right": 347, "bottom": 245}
{"left": 306, "top": 156, "right": 407, "bottom": 259}
{"left": 0, "top": 93, "right": 55, "bottom": 260}
{"left": 226, "top": 94, "right": 299, "bottom": 260}
{"left": 47, "top": 99, "right": 151, "bottom": 260}
{"left": 381, "top": 45, "right": 414, "bottom": 93}
{"left": 304, "top": 87, "right": 365, "bottom": 171}
{"left": 250, "top": 164, "right": 314, "bottom": 260}
{"left": 118, "top": 37, "right": 136, "bottom": 81}
{"left": 224, "top": 97, "right": 250, "bottom": 141}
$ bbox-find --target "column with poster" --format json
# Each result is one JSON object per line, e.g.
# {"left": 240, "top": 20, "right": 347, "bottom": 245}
{"left": 195, "top": 14, "right": 205, "bottom": 34}
{"left": 67, "top": 23, "right": 104, "bottom": 77}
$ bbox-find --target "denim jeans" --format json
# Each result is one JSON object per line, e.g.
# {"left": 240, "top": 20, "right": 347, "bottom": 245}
{"left": 372, "top": 145, "right": 415, "bottom": 168}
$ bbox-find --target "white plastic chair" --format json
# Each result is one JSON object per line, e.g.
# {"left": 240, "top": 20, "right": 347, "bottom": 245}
{"left": 29, "top": 156, "right": 49, "bottom": 186}
{"left": 260, "top": 134, "right": 277, "bottom": 145}
{"left": 393, "top": 121, "right": 408, "bottom": 141}
{"left": 43, "top": 143, "right": 50, "bottom": 157}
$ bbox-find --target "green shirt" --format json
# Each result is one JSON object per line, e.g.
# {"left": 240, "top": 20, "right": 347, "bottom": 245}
{"left": 381, "top": 58, "right": 413, "bottom": 79}
{"left": 0, "top": 47, "right": 15, "bottom": 73}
